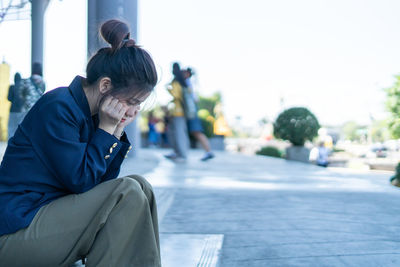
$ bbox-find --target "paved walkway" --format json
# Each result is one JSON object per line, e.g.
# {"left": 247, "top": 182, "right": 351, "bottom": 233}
{"left": 143, "top": 149, "right": 400, "bottom": 267}
{"left": 1, "top": 143, "right": 400, "bottom": 266}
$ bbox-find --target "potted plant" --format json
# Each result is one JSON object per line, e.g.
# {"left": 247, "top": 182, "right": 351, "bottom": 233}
{"left": 273, "top": 107, "right": 320, "bottom": 162}
{"left": 390, "top": 163, "right": 400, "bottom": 187}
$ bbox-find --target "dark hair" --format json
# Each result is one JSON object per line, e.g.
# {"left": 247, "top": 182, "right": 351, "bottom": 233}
{"left": 14, "top": 72, "right": 21, "bottom": 84}
{"left": 172, "top": 62, "right": 187, "bottom": 88}
{"left": 186, "top": 67, "right": 194, "bottom": 77}
{"left": 32, "top": 62, "right": 42, "bottom": 76}
{"left": 86, "top": 19, "right": 157, "bottom": 99}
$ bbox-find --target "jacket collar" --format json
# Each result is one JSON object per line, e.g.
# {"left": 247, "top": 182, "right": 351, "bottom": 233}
{"left": 68, "top": 76, "right": 92, "bottom": 119}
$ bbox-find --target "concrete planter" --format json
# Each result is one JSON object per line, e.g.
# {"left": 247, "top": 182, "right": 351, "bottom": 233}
{"left": 286, "top": 146, "right": 310, "bottom": 163}
{"left": 391, "top": 178, "right": 400, "bottom": 187}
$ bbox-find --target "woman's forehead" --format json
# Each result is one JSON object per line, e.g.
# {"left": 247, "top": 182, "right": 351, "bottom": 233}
{"left": 127, "top": 92, "right": 151, "bottom": 102}
{"left": 136, "top": 91, "right": 151, "bottom": 101}
{"left": 116, "top": 90, "right": 151, "bottom": 101}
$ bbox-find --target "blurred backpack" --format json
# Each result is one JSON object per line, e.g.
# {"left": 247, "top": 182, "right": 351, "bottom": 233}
{"left": 181, "top": 86, "right": 197, "bottom": 119}
{"left": 19, "top": 75, "right": 45, "bottom": 112}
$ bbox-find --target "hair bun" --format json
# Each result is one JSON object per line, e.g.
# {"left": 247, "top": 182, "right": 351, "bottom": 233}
{"left": 123, "top": 38, "right": 137, "bottom": 48}
{"left": 100, "top": 19, "right": 135, "bottom": 51}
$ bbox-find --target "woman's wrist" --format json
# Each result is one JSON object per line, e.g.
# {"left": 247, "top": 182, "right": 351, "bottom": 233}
{"left": 99, "top": 123, "right": 116, "bottom": 135}
{"left": 114, "top": 127, "right": 124, "bottom": 140}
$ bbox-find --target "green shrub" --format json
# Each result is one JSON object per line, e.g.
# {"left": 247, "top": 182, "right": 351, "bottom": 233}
{"left": 198, "top": 109, "right": 215, "bottom": 138}
{"left": 197, "top": 92, "right": 221, "bottom": 117}
{"left": 274, "top": 107, "right": 320, "bottom": 146}
{"left": 256, "top": 146, "right": 283, "bottom": 158}
{"left": 390, "top": 163, "right": 400, "bottom": 186}
{"left": 332, "top": 147, "right": 345, "bottom": 153}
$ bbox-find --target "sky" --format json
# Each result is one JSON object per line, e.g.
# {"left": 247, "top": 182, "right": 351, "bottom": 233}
{"left": 1, "top": 0, "right": 400, "bottom": 127}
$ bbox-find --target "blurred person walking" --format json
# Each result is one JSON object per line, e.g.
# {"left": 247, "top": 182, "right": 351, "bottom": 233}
{"left": 316, "top": 142, "right": 329, "bottom": 167}
{"left": 164, "top": 62, "right": 190, "bottom": 162}
{"left": 20, "top": 62, "right": 46, "bottom": 113}
{"left": 7, "top": 72, "right": 24, "bottom": 139}
{"left": 183, "top": 68, "right": 215, "bottom": 161}
{"left": 0, "top": 19, "right": 161, "bottom": 267}
{"left": 147, "top": 110, "right": 160, "bottom": 147}
{"left": 160, "top": 105, "right": 170, "bottom": 147}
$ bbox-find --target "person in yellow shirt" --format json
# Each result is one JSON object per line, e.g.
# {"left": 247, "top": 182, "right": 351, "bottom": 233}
{"left": 164, "top": 63, "right": 190, "bottom": 162}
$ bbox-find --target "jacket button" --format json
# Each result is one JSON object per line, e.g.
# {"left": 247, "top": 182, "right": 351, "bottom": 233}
{"left": 109, "top": 147, "right": 113, "bottom": 154}
{"left": 112, "top": 143, "right": 118, "bottom": 148}
{"left": 104, "top": 155, "right": 110, "bottom": 159}
{"left": 129, "top": 145, "right": 132, "bottom": 150}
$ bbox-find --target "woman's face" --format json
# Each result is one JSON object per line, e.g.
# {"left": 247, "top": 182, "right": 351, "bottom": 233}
{"left": 117, "top": 92, "right": 151, "bottom": 123}
{"left": 96, "top": 77, "right": 152, "bottom": 125}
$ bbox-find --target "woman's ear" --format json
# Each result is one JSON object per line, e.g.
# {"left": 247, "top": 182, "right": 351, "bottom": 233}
{"left": 99, "top": 77, "right": 112, "bottom": 94}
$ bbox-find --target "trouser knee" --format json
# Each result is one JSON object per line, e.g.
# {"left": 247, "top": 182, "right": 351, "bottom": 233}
{"left": 125, "top": 175, "right": 155, "bottom": 203}
{"left": 113, "top": 178, "right": 149, "bottom": 213}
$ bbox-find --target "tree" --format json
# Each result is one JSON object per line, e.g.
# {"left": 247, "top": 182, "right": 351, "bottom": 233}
{"left": 195, "top": 92, "right": 222, "bottom": 138}
{"left": 197, "top": 92, "right": 221, "bottom": 118}
{"left": 370, "top": 120, "right": 390, "bottom": 142}
{"left": 342, "top": 121, "right": 360, "bottom": 141}
{"left": 385, "top": 75, "right": 400, "bottom": 138}
{"left": 197, "top": 109, "right": 215, "bottom": 138}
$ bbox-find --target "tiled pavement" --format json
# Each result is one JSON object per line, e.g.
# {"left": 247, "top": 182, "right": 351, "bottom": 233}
{"left": 1, "top": 143, "right": 400, "bottom": 266}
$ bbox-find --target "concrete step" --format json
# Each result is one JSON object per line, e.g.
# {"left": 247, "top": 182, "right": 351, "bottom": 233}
{"left": 161, "top": 234, "right": 224, "bottom": 267}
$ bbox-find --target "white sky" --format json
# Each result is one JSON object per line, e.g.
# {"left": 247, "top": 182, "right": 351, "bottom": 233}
{"left": 1, "top": 0, "right": 400, "bottom": 127}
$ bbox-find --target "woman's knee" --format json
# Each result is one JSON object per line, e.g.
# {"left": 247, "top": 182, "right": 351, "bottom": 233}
{"left": 125, "top": 175, "right": 155, "bottom": 201}
{"left": 116, "top": 177, "right": 148, "bottom": 206}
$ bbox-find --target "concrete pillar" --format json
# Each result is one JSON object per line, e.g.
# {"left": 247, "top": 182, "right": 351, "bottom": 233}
{"left": 31, "top": 0, "right": 50, "bottom": 67}
{"left": 87, "top": 0, "right": 140, "bottom": 157}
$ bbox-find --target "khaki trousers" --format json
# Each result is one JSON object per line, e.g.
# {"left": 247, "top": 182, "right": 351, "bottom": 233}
{"left": 0, "top": 175, "right": 161, "bottom": 267}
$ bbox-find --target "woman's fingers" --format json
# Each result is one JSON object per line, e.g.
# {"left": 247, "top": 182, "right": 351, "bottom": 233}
{"left": 99, "top": 96, "right": 126, "bottom": 131}
{"left": 103, "top": 97, "right": 123, "bottom": 114}
{"left": 116, "top": 102, "right": 124, "bottom": 113}
{"left": 119, "top": 106, "right": 128, "bottom": 118}
{"left": 109, "top": 97, "right": 120, "bottom": 109}
{"left": 101, "top": 95, "right": 113, "bottom": 111}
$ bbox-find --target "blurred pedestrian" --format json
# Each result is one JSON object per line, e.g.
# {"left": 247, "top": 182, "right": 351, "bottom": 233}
{"left": 0, "top": 19, "right": 161, "bottom": 267}
{"left": 20, "top": 62, "right": 46, "bottom": 113}
{"left": 164, "top": 62, "right": 190, "bottom": 162}
{"left": 316, "top": 142, "right": 329, "bottom": 167}
{"left": 147, "top": 110, "right": 160, "bottom": 147}
{"left": 7, "top": 72, "right": 24, "bottom": 139}
{"left": 160, "top": 105, "right": 170, "bottom": 147}
{"left": 183, "top": 68, "right": 215, "bottom": 161}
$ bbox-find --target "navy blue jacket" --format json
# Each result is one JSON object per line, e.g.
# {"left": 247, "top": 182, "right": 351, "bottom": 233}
{"left": 0, "top": 76, "right": 131, "bottom": 236}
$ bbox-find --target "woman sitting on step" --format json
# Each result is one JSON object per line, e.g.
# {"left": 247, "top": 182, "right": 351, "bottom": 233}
{"left": 0, "top": 19, "right": 161, "bottom": 267}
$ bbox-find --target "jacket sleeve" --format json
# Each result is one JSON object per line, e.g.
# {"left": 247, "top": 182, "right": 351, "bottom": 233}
{"left": 101, "top": 132, "right": 132, "bottom": 181}
{"left": 28, "top": 100, "right": 125, "bottom": 194}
